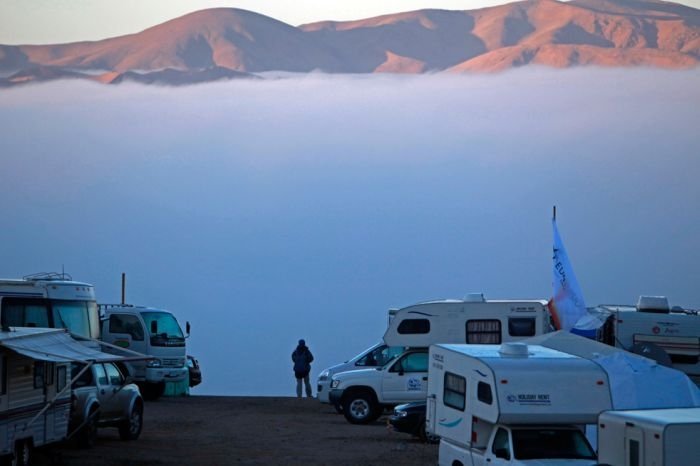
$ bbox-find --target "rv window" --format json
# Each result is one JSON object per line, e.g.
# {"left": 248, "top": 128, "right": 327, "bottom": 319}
{"left": 52, "top": 300, "right": 98, "bottom": 340}
{"left": 45, "top": 362, "right": 55, "bottom": 386}
{"left": 57, "top": 365, "right": 67, "bottom": 391}
{"left": 109, "top": 314, "right": 145, "bottom": 341}
{"left": 443, "top": 372, "right": 466, "bottom": 411}
{"left": 477, "top": 382, "right": 493, "bottom": 405}
{"left": 390, "top": 352, "right": 429, "bottom": 373}
{"left": 508, "top": 318, "right": 536, "bottom": 337}
{"left": 1, "top": 298, "right": 51, "bottom": 328}
{"left": 466, "top": 319, "right": 501, "bottom": 344}
{"left": 628, "top": 439, "right": 640, "bottom": 466}
{"left": 397, "top": 319, "right": 430, "bottom": 334}
{"left": 33, "top": 361, "right": 45, "bottom": 389}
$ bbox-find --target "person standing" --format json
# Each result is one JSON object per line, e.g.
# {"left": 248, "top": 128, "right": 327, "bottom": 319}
{"left": 292, "top": 339, "right": 314, "bottom": 398}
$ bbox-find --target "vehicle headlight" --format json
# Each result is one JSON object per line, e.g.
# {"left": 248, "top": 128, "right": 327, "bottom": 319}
{"left": 394, "top": 410, "right": 408, "bottom": 418}
{"left": 146, "top": 359, "right": 162, "bottom": 368}
{"left": 330, "top": 379, "right": 340, "bottom": 389}
{"left": 318, "top": 370, "right": 330, "bottom": 381}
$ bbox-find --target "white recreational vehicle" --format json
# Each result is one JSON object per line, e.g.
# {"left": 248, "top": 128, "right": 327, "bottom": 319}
{"left": 427, "top": 343, "right": 611, "bottom": 466}
{"left": 0, "top": 327, "right": 144, "bottom": 465}
{"left": 597, "top": 408, "right": 700, "bottom": 466}
{"left": 0, "top": 273, "right": 100, "bottom": 342}
{"left": 100, "top": 304, "right": 189, "bottom": 400}
{"left": 595, "top": 296, "right": 700, "bottom": 383}
{"left": 383, "top": 296, "right": 552, "bottom": 348}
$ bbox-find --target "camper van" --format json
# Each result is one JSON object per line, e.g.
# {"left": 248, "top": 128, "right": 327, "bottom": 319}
{"left": 0, "top": 273, "right": 100, "bottom": 342}
{"left": 427, "top": 343, "right": 611, "bottom": 466}
{"left": 383, "top": 296, "right": 552, "bottom": 347}
{"left": 100, "top": 304, "right": 189, "bottom": 399}
{"left": 597, "top": 408, "right": 700, "bottom": 466}
{"left": 596, "top": 296, "right": 700, "bottom": 383}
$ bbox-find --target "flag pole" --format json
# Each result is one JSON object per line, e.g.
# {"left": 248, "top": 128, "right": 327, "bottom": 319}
{"left": 553, "top": 205, "right": 556, "bottom": 221}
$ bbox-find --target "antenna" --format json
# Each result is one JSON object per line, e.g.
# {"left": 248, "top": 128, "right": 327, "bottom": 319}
{"left": 121, "top": 273, "right": 126, "bottom": 305}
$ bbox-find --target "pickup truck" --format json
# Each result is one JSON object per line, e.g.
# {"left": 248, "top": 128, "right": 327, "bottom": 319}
{"left": 328, "top": 348, "right": 428, "bottom": 424}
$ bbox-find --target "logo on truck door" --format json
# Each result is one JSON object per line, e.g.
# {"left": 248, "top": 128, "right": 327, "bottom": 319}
{"left": 407, "top": 377, "right": 422, "bottom": 391}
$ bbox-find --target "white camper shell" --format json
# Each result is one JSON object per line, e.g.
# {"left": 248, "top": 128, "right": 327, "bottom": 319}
{"left": 428, "top": 343, "right": 610, "bottom": 466}
{"left": 595, "top": 296, "right": 700, "bottom": 383}
{"left": 100, "top": 304, "right": 189, "bottom": 399}
{"left": 0, "top": 274, "right": 100, "bottom": 342}
{"left": 384, "top": 297, "right": 551, "bottom": 348}
{"left": 597, "top": 408, "right": 700, "bottom": 466}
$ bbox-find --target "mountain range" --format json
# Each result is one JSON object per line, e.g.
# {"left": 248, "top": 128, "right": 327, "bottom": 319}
{"left": 1, "top": 0, "right": 699, "bottom": 86}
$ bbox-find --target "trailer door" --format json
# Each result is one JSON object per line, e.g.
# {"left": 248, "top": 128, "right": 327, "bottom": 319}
{"left": 625, "top": 424, "right": 644, "bottom": 466}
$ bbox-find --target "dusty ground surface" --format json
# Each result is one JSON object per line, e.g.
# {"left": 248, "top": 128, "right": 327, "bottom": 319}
{"left": 35, "top": 396, "right": 438, "bottom": 465}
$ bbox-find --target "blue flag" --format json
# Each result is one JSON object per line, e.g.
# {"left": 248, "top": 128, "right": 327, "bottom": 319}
{"left": 550, "top": 218, "right": 587, "bottom": 330}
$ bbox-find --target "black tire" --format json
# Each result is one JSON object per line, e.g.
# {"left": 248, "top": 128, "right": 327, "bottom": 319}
{"left": 76, "top": 408, "right": 99, "bottom": 449}
{"left": 13, "top": 440, "right": 30, "bottom": 466}
{"left": 118, "top": 401, "right": 143, "bottom": 441}
{"left": 342, "top": 391, "right": 379, "bottom": 424}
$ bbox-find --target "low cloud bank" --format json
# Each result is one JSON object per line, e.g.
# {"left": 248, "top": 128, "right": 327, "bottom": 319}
{"left": 1, "top": 69, "right": 699, "bottom": 395}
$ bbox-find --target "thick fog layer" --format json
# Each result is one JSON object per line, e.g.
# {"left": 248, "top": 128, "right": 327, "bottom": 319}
{"left": 1, "top": 69, "right": 699, "bottom": 395}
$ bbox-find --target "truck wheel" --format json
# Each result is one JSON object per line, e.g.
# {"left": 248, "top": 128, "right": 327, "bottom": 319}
{"left": 76, "top": 408, "right": 99, "bottom": 448}
{"left": 119, "top": 401, "right": 143, "bottom": 441}
{"left": 342, "top": 392, "right": 379, "bottom": 424}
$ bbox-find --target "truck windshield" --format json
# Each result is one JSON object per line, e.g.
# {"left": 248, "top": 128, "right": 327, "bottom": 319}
{"left": 511, "top": 428, "right": 596, "bottom": 460}
{"left": 141, "top": 311, "right": 185, "bottom": 347}
{"left": 52, "top": 300, "right": 100, "bottom": 340}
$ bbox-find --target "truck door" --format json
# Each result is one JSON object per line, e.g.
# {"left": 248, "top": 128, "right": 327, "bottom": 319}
{"left": 382, "top": 351, "right": 429, "bottom": 402}
{"left": 485, "top": 426, "right": 513, "bottom": 466}
{"left": 104, "top": 363, "right": 131, "bottom": 418}
{"left": 94, "top": 364, "right": 119, "bottom": 420}
{"left": 625, "top": 425, "right": 644, "bottom": 466}
{"left": 104, "top": 313, "right": 146, "bottom": 353}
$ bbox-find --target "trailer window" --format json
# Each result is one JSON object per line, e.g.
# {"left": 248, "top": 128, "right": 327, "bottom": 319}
{"left": 477, "top": 382, "right": 493, "bottom": 405}
{"left": 444, "top": 372, "right": 466, "bottom": 411}
{"left": 109, "top": 314, "right": 145, "bottom": 341}
{"left": 508, "top": 318, "right": 536, "bottom": 337}
{"left": 33, "top": 361, "right": 45, "bottom": 389}
{"left": 466, "top": 319, "right": 501, "bottom": 344}
{"left": 397, "top": 319, "right": 430, "bottom": 334}
{"left": 57, "top": 365, "right": 67, "bottom": 391}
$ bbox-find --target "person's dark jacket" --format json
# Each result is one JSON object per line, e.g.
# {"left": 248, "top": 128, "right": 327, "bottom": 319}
{"left": 292, "top": 344, "right": 314, "bottom": 377}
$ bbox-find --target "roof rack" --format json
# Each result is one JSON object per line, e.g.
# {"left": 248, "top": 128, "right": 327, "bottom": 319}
{"left": 22, "top": 272, "right": 73, "bottom": 282}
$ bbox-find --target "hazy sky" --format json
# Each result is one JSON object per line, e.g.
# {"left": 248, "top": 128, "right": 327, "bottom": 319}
{"left": 1, "top": 69, "right": 698, "bottom": 395}
{"left": 2, "top": 0, "right": 700, "bottom": 44}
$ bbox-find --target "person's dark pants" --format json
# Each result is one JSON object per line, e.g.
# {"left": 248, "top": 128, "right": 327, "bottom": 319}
{"left": 295, "top": 371, "right": 312, "bottom": 398}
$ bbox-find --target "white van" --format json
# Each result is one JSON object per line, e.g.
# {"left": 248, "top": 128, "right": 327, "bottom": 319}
{"left": 100, "top": 304, "right": 189, "bottom": 399}
{"left": 597, "top": 408, "right": 700, "bottom": 466}
{"left": 428, "top": 343, "right": 610, "bottom": 466}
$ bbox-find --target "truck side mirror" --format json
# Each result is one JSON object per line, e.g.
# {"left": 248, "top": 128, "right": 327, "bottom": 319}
{"left": 151, "top": 321, "right": 158, "bottom": 334}
{"left": 186, "top": 321, "right": 191, "bottom": 336}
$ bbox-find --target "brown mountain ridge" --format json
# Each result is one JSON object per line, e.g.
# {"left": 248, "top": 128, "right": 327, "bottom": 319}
{"left": 1, "top": 0, "right": 698, "bottom": 86}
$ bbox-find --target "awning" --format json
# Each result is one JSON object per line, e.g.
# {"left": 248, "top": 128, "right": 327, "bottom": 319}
{"left": 0, "top": 327, "right": 144, "bottom": 363}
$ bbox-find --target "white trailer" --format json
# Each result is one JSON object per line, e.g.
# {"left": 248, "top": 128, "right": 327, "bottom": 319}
{"left": 597, "top": 408, "right": 700, "bottom": 466}
{"left": 100, "top": 304, "right": 189, "bottom": 399}
{"left": 384, "top": 295, "right": 551, "bottom": 348}
{"left": 0, "top": 273, "right": 100, "bottom": 342}
{"left": 0, "top": 327, "right": 145, "bottom": 465}
{"left": 595, "top": 296, "right": 700, "bottom": 383}
{"left": 428, "top": 343, "right": 611, "bottom": 466}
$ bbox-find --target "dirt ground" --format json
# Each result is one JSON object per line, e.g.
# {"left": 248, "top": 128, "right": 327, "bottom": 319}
{"left": 35, "top": 396, "right": 438, "bottom": 466}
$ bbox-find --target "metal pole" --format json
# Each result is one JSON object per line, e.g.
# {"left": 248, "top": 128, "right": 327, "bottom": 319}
{"left": 121, "top": 273, "right": 126, "bottom": 305}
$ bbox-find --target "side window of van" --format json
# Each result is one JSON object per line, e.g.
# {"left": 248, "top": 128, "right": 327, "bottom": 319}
{"left": 1, "top": 298, "right": 51, "bottom": 328}
{"left": 109, "top": 314, "right": 145, "bottom": 341}
{"left": 397, "top": 319, "right": 430, "bottom": 334}
{"left": 508, "top": 318, "right": 536, "bottom": 337}
{"left": 466, "top": 319, "right": 501, "bottom": 344}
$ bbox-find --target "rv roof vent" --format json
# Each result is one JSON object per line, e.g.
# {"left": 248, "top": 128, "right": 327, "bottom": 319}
{"left": 637, "top": 296, "right": 670, "bottom": 314}
{"left": 499, "top": 342, "right": 529, "bottom": 357}
{"left": 464, "top": 293, "right": 486, "bottom": 303}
